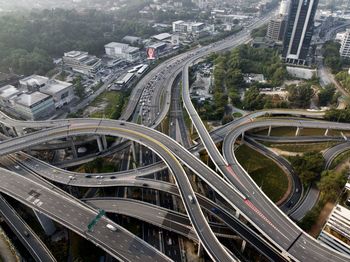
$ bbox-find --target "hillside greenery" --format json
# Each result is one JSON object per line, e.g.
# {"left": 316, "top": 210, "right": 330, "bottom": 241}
{"left": 0, "top": 8, "right": 159, "bottom": 75}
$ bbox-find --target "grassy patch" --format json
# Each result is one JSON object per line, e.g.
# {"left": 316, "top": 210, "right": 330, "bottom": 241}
{"left": 89, "top": 91, "right": 126, "bottom": 119}
{"left": 267, "top": 142, "right": 339, "bottom": 153}
{"left": 330, "top": 150, "right": 350, "bottom": 169}
{"left": 235, "top": 144, "right": 289, "bottom": 202}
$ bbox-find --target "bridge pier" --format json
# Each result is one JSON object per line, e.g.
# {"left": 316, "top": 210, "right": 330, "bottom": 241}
{"left": 69, "top": 138, "right": 78, "bottom": 159}
{"left": 324, "top": 128, "right": 329, "bottom": 136}
{"left": 34, "top": 211, "right": 56, "bottom": 236}
{"left": 0, "top": 123, "right": 9, "bottom": 136}
{"left": 295, "top": 127, "right": 301, "bottom": 136}
{"left": 197, "top": 242, "right": 203, "bottom": 257}
{"left": 235, "top": 209, "right": 240, "bottom": 218}
{"left": 96, "top": 136, "right": 104, "bottom": 152}
{"left": 241, "top": 131, "right": 245, "bottom": 141}
{"left": 101, "top": 135, "right": 108, "bottom": 150}
{"left": 267, "top": 126, "right": 272, "bottom": 136}
{"left": 131, "top": 142, "right": 137, "bottom": 168}
{"left": 340, "top": 132, "right": 348, "bottom": 141}
{"left": 240, "top": 240, "right": 247, "bottom": 253}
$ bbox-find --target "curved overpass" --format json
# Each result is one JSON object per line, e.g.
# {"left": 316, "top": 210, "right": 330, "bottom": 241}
{"left": 0, "top": 120, "right": 238, "bottom": 262}
{"left": 0, "top": 168, "right": 171, "bottom": 262}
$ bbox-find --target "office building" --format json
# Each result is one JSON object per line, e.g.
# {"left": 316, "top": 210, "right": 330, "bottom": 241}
{"left": 267, "top": 17, "right": 286, "bottom": 42}
{"left": 282, "top": 0, "right": 319, "bottom": 65}
{"left": 340, "top": 29, "right": 350, "bottom": 59}
{"left": 104, "top": 42, "right": 141, "bottom": 63}
{"left": 63, "top": 51, "right": 101, "bottom": 76}
{"left": 40, "top": 80, "right": 74, "bottom": 109}
{"left": 13, "top": 92, "right": 55, "bottom": 120}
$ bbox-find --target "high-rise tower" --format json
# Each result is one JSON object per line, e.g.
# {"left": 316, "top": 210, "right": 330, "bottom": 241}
{"left": 282, "top": 0, "right": 319, "bottom": 65}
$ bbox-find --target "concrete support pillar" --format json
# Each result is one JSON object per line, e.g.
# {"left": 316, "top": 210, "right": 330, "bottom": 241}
{"left": 241, "top": 131, "right": 245, "bottom": 141}
{"left": 131, "top": 142, "right": 137, "bottom": 167}
{"left": 69, "top": 138, "right": 78, "bottom": 159}
{"left": 295, "top": 127, "right": 301, "bottom": 136}
{"left": 235, "top": 209, "right": 240, "bottom": 218}
{"left": 324, "top": 128, "right": 329, "bottom": 136}
{"left": 12, "top": 127, "right": 19, "bottom": 137}
{"left": 139, "top": 145, "right": 143, "bottom": 167}
{"left": 0, "top": 123, "right": 9, "bottom": 136}
{"left": 34, "top": 211, "right": 56, "bottom": 236}
{"left": 240, "top": 240, "right": 247, "bottom": 253}
{"left": 267, "top": 126, "right": 272, "bottom": 136}
{"left": 14, "top": 127, "right": 23, "bottom": 136}
{"left": 96, "top": 136, "right": 104, "bottom": 152}
{"left": 101, "top": 135, "right": 108, "bottom": 150}
{"left": 197, "top": 242, "right": 202, "bottom": 257}
{"left": 341, "top": 132, "right": 348, "bottom": 141}
{"left": 158, "top": 230, "right": 164, "bottom": 253}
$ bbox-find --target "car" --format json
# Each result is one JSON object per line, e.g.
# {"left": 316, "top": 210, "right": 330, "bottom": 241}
{"left": 142, "top": 183, "right": 148, "bottom": 187}
{"left": 188, "top": 195, "right": 195, "bottom": 204}
{"left": 14, "top": 165, "right": 20, "bottom": 169}
{"left": 23, "top": 231, "right": 30, "bottom": 237}
{"left": 85, "top": 175, "right": 92, "bottom": 178}
{"left": 106, "top": 224, "right": 117, "bottom": 231}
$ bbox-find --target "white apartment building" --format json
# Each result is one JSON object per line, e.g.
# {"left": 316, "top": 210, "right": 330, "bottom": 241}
{"left": 63, "top": 51, "right": 102, "bottom": 76}
{"left": 340, "top": 29, "right": 350, "bottom": 59}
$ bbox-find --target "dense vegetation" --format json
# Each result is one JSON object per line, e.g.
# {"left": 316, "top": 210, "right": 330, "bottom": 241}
{"left": 289, "top": 152, "right": 325, "bottom": 187}
{"left": 335, "top": 70, "right": 350, "bottom": 92}
{"left": 299, "top": 169, "right": 347, "bottom": 230}
{"left": 196, "top": 45, "right": 288, "bottom": 120}
{"left": 322, "top": 41, "right": 342, "bottom": 73}
{"left": 324, "top": 108, "right": 350, "bottom": 123}
{"left": 0, "top": 9, "right": 159, "bottom": 75}
{"left": 318, "top": 84, "right": 336, "bottom": 106}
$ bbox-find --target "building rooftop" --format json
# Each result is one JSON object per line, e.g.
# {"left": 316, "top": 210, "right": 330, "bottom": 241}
{"left": 64, "top": 50, "right": 88, "bottom": 58}
{"left": 173, "top": 20, "right": 184, "bottom": 25}
{"left": 152, "top": 33, "right": 172, "bottom": 41}
{"left": 40, "top": 80, "right": 72, "bottom": 95}
{"left": 149, "top": 42, "right": 167, "bottom": 49}
{"left": 0, "top": 85, "right": 20, "bottom": 99}
{"left": 15, "top": 91, "right": 51, "bottom": 107}
{"left": 20, "top": 75, "right": 49, "bottom": 87}
{"left": 105, "top": 42, "right": 129, "bottom": 49}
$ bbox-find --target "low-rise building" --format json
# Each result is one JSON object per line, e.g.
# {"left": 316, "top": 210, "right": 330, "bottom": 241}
{"left": 0, "top": 85, "right": 20, "bottom": 104}
{"left": 172, "top": 20, "right": 205, "bottom": 35}
{"left": 104, "top": 42, "right": 141, "bottom": 63}
{"left": 19, "top": 75, "right": 49, "bottom": 91}
{"left": 63, "top": 51, "right": 102, "bottom": 76}
{"left": 318, "top": 204, "right": 350, "bottom": 256}
{"left": 40, "top": 80, "right": 74, "bottom": 109}
{"left": 13, "top": 91, "right": 55, "bottom": 120}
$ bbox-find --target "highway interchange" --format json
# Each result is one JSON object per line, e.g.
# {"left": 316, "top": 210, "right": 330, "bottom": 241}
{"left": 0, "top": 8, "right": 350, "bottom": 262}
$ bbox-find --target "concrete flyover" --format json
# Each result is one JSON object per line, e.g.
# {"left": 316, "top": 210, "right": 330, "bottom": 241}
{"left": 0, "top": 195, "right": 56, "bottom": 262}
{"left": 0, "top": 168, "right": 171, "bottom": 262}
{"left": 0, "top": 120, "right": 239, "bottom": 262}
{"left": 223, "top": 118, "right": 350, "bottom": 262}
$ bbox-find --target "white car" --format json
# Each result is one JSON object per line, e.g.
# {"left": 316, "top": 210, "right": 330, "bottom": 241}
{"left": 106, "top": 224, "right": 117, "bottom": 231}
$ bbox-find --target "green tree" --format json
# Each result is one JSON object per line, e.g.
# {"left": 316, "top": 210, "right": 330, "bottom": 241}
{"left": 287, "top": 84, "right": 313, "bottom": 108}
{"left": 318, "top": 170, "right": 347, "bottom": 202}
{"left": 318, "top": 84, "right": 335, "bottom": 106}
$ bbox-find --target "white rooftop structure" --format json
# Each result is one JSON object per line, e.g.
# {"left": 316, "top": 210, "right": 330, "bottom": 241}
{"left": 0, "top": 85, "right": 20, "bottom": 100}
{"left": 152, "top": 33, "right": 172, "bottom": 41}
{"left": 41, "top": 80, "right": 71, "bottom": 95}
{"left": 19, "top": 75, "right": 49, "bottom": 88}
{"left": 15, "top": 91, "right": 51, "bottom": 107}
{"left": 105, "top": 42, "right": 140, "bottom": 62}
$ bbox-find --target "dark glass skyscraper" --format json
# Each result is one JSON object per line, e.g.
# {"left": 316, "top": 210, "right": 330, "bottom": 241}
{"left": 282, "top": 0, "right": 319, "bottom": 65}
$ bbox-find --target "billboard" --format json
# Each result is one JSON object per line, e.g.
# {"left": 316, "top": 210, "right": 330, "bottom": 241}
{"left": 146, "top": 47, "right": 156, "bottom": 60}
